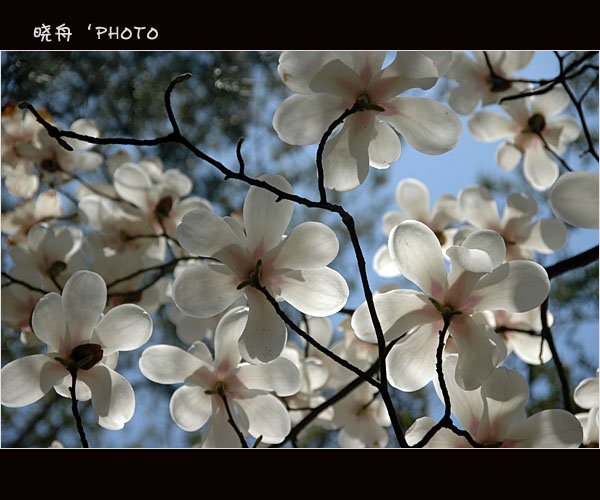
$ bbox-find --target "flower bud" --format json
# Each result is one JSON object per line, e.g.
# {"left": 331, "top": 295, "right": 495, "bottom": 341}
{"left": 70, "top": 343, "right": 103, "bottom": 370}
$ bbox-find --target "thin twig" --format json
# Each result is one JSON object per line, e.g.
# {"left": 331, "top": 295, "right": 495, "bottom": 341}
{"left": 68, "top": 368, "right": 89, "bottom": 448}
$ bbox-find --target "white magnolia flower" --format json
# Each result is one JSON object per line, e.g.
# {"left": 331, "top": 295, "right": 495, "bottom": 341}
{"left": 573, "top": 370, "right": 599, "bottom": 446}
{"left": 1, "top": 101, "right": 47, "bottom": 197}
{"left": 445, "top": 51, "right": 535, "bottom": 115}
{"left": 405, "top": 355, "right": 583, "bottom": 448}
{"left": 467, "top": 85, "right": 580, "bottom": 191}
{"left": 139, "top": 306, "right": 302, "bottom": 447}
{"left": 1, "top": 190, "right": 63, "bottom": 246}
{"left": 332, "top": 382, "right": 391, "bottom": 448}
{"left": 374, "top": 178, "right": 461, "bottom": 277}
{"left": 549, "top": 171, "right": 599, "bottom": 229}
{"left": 172, "top": 174, "right": 349, "bottom": 363}
{"left": 273, "top": 51, "right": 462, "bottom": 191}
{"left": 456, "top": 185, "right": 567, "bottom": 260}
{"left": 8, "top": 222, "right": 85, "bottom": 292}
{"left": 352, "top": 220, "right": 550, "bottom": 391}
{"left": 1, "top": 271, "right": 153, "bottom": 430}
{"left": 15, "top": 118, "right": 104, "bottom": 187}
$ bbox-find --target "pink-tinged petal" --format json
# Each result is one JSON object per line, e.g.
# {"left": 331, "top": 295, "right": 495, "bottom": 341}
{"left": 1, "top": 354, "right": 66, "bottom": 407}
{"left": 176, "top": 209, "right": 248, "bottom": 272}
{"left": 450, "top": 316, "right": 505, "bottom": 391}
{"left": 368, "top": 121, "right": 402, "bottom": 169}
{"left": 93, "top": 304, "right": 152, "bottom": 355}
{"left": 169, "top": 384, "right": 213, "bottom": 432}
{"left": 273, "top": 93, "right": 345, "bottom": 146}
{"left": 386, "top": 324, "right": 440, "bottom": 392}
{"left": 139, "top": 344, "right": 211, "bottom": 385}
{"left": 385, "top": 97, "right": 462, "bottom": 155}
{"left": 269, "top": 221, "right": 339, "bottom": 270}
{"left": 388, "top": 220, "right": 448, "bottom": 297}
{"left": 458, "top": 185, "right": 501, "bottom": 229}
{"left": 31, "top": 292, "right": 66, "bottom": 352}
{"left": 78, "top": 364, "right": 135, "bottom": 430}
{"left": 277, "top": 51, "right": 336, "bottom": 94}
{"left": 467, "top": 110, "right": 519, "bottom": 142}
{"left": 395, "top": 178, "right": 430, "bottom": 221}
{"left": 371, "top": 51, "right": 438, "bottom": 99}
{"left": 61, "top": 271, "right": 107, "bottom": 347}
{"left": 522, "top": 141, "right": 559, "bottom": 191}
{"left": 550, "top": 171, "right": 599, "bottom": 228}
{"left": 496, "top": 142, "right": 523, "bottom": 171}
{"left": 471, "top": 260, "right": 550, "bottom": 314}
{"left": 235, "top": 393, "right": 291, "bottom": 444}
{"left": 172, "top": 262, "right": 243, "bottom": 318}
{"left": 345, "top": 51, "right": 387, "bottom": 87}
{"left": 238, "top": 288, "right": 287, "bottom": 364}
{"left": 278, "top": 267, "right": 349, "bottom": 317}
{"left": 113, "top": 163, "right": 152, "bottom": 210}
{"left": 477, "top": 366, "right": 528, "bottom": 443}
{"left": 503, "top": 410, "right": 583, "bottom": 448}
{"left": 244, "top": 174, "right": 294, "bottom": 255}
{"left": 435, "top": 354, "right": 485, "bottom": 435}
{"left": 213, "top": 306, "right": 248, "bottom": 369}
{"left": 322, "top": 114, "right": 373, "bottom": 192}
{"left": 351, "top": 289, "right": 437, "bottom": 343}
{"left": 445, "top": 245, "right": 495, "bottom": 307}
{"left": 308, "top": 58, "right": 363, "bottom": 102}
{"left": 237, "top": 357, "right": 301, "bottom": 397}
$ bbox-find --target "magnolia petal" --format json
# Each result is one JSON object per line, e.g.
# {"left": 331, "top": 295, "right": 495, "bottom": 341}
{"left": 368, "top": 121, "right": 401, "bottom": 170}
{"left": 478, "top": 366, "right": 528, "bottom": 442}
{"left": 270, "top": 221, "right": 339, "bottom": 270}
{"left": 406, "top": 416, "right": 471, "bottom": 448}
{"left": 113, "top": 163, "right": 152, "bottom": 210}
{"left": 504, "top": 409, "right": 583, "bottom": 448}
{"left": 278, "top": 267, "right": 349, "bottom": 317}
{"left": 31, "top": 292, "right": 66, "bottom": 352}
{"left": 471, "top": 260, "right": 550, "bottom": 314}
{"left": 309, "top": 58, "right": 363, "bottom": 101}
{"left": 523, "top": 142, "right": 559, "bottom": 191}
{"left": 373, "top": 244, "right": 402, "bottom": 278}
{"left": 172, "top": 262, "right": 243, "bottom": 318}
{"left": 382, "top": 210, "right": 406, "bottom": 235}
{"left": 277, "top": 51, "right": 336, "bottom": 94}
{"left": 235, "top": 393, "right": 291, "bottom": 444}
{"left": 93, "top": 304, "right": 153, "bottom": 356}
{"left": 238, "top": 288, "right": 287, "bottom": 364}
{"left": 395, "top": 178, "right": 430, "bottom": 221}
{"left": 61, "top": 271, "right": 107, "bottom": 347}
{"left": 139, "top": 344, "right": 210, "bottom": 385}
{"left": 79, "top": 364, "right": 135, "bottom": 430}
{"left": 322, "top": 114, "right": 373, "bottom": 191}
{"left": 386, "top": 324, "right": 440, "bottom": 392}
{"left": 458, "top": 185, "right": 501, "bottom": 229}
{"left": 451, "top": 316, "right": 504, "bottom": 391}
{"left": 467, "top": 110, "right": 519, "bottom": 142}
{"left": 530, "top": 86, "right": 570, "bottom": 118}
{"left": 573, "top": 376, "right": 599, "bottom": 409}
{"left": 460, "top": 229, "right": 506, "bottom": 269}
{"left": 373, "top": 51, "right": 438, "bottom": 98}
{"left": 169, "top": 384, "right": 213, "bottom": 432}
{"left": 244, "top": 174, "right": 294, "bottom": 255}
{"left": 505, "top": 331, "right": 552, "bottom": 365}
{"left": 496, "top": 142, "right": 522, "bottom": 172}
{"left": 520, "top": 218, "right": 567, "bottom": 254}
{"left": 388, "top": 220, "right": 448, "bottom": 297}
{"left": 176, "top": 209, "right": 246, "bottom": 266}
{"left": 550, "top": 171, "right": 599, "bottom": 228}
{"left": 201, "top": 403, "right": 246, "bottom": 448}
{"left": 213, "top": 306, "right": 248, "bottom": 369}
{"left": 1, "top": 354, "right": 66, "bottom": 407}
{"left": 448, "top": 83, "right": 481, "bottom": 116}
{"left": 237, "top": 357, "right": 301, "bottom": 397}
{"left": 385, "top": 97, "right": 461, "bottom": 155}
{"left": 273, "top": 93, "right": 344, "bottom": 146}
{"left": 351, "top": 289, "right": 437, "bottom": 343}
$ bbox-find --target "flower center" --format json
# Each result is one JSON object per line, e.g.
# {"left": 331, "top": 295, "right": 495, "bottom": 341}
{"left": 355, "top": 93, "right": 385, "bottom": 112}
{"left": 526, "top": 113, "right": 546, "bottom": 135}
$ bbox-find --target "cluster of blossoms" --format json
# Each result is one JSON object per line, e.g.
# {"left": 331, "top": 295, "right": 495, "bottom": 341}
{"left": 1, "top": 50, "right": 597, "bottom": 449}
